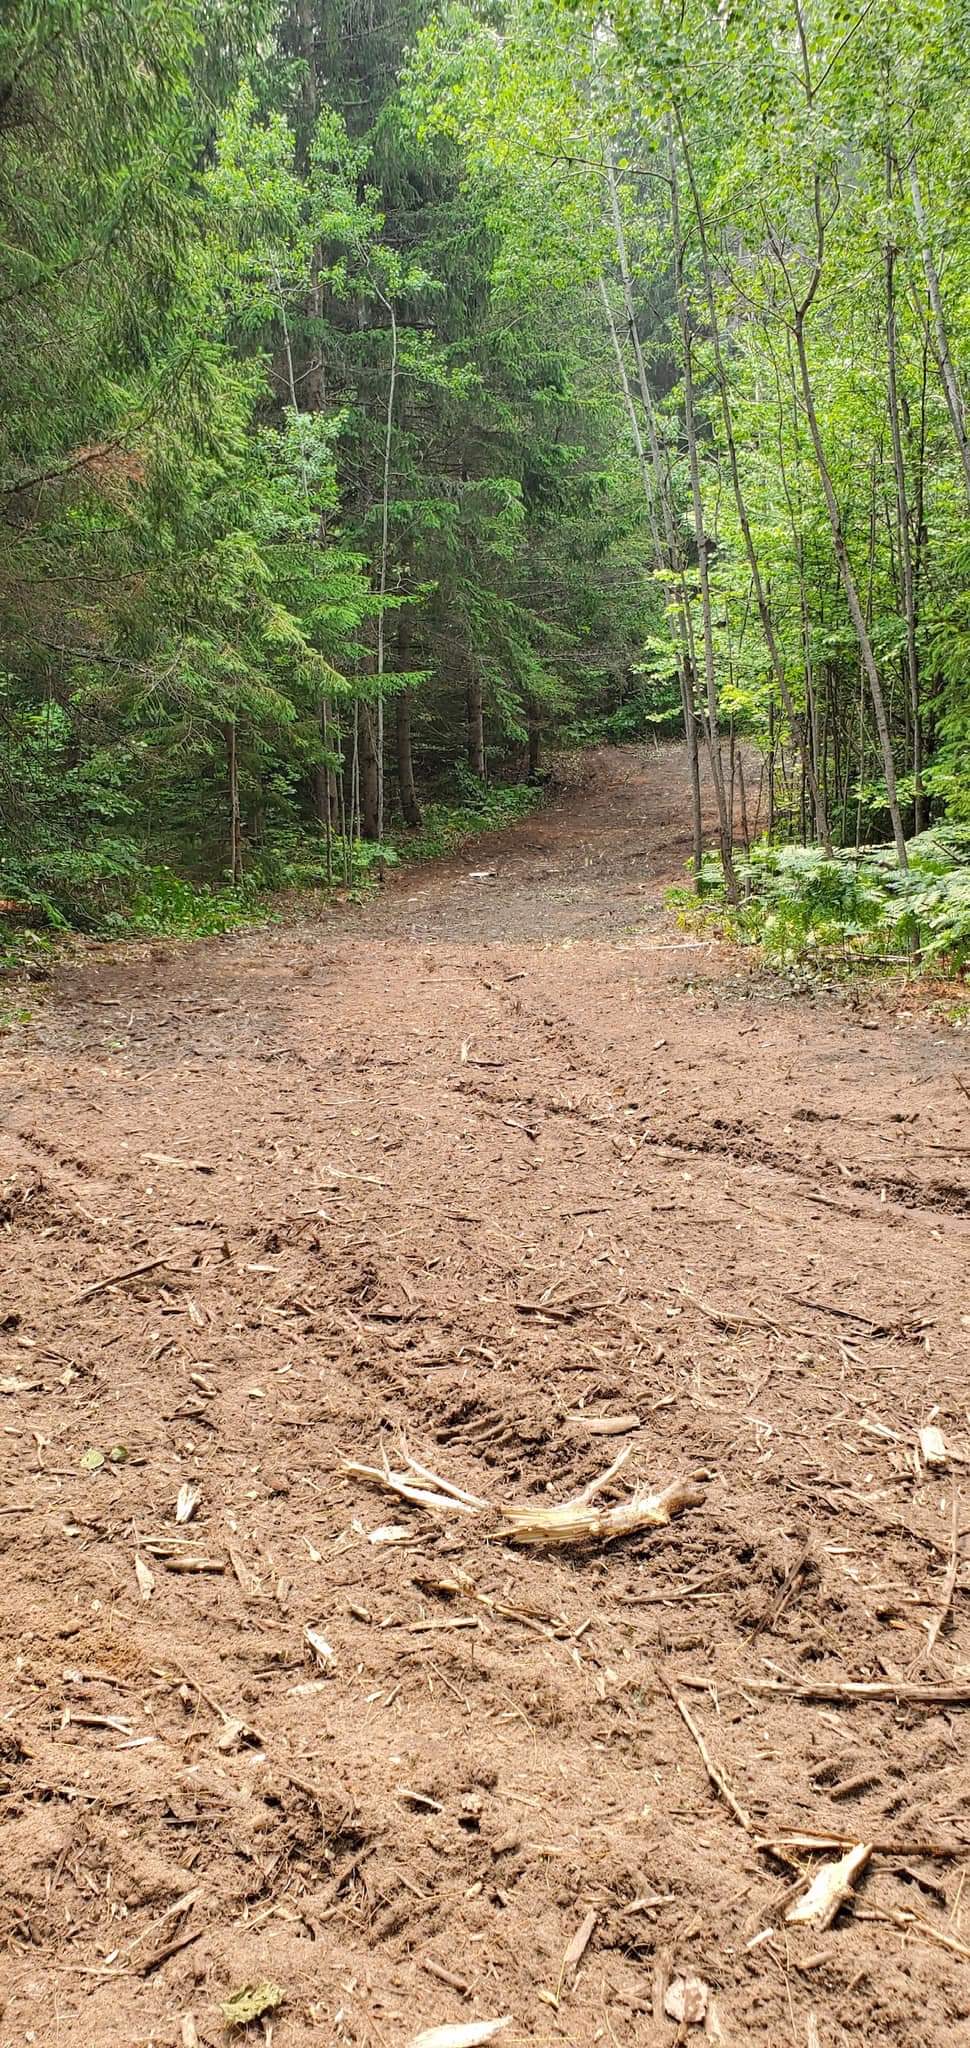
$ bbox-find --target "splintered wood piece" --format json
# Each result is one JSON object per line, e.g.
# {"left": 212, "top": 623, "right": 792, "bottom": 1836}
{"left": 559, "top": 1907, "right": 597, "bottom": 1992}
{"left": 134, "top": 1553, "right": 155, "bottom": 1602}
{"left": 749, "top": 1677, "right": 970, "bottom": 1706}
{"left": 175, "top": 1482, "right": 201, "bottom": 1525}
{"left": 919, "top": 1425, "right": 948, "bottom": 1469}
{"left": 343, "top": 1439, "right": 705, "bottom": 1550}
{"left": 501, "top": 1468, "right": 706, "bottom": 1550}
{"left": 410, "top": 2024, "right": 510, "bottom": 2048}
{"left": 786, "top": 1843, "right": 872, "bottom": 1929}
{"left": 926, "top": 1490, "right": 960, "bottom": 1657}
{"left": 304, "top": 1624, "right": 335, "bottom": 1669}
{"left": 341, "top": 1455, "right": 484, "bottom": 1516}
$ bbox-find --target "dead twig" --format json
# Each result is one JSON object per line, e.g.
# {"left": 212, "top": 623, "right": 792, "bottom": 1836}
{"left": 74, "top": 1252, "right": 174, "bottom": 1303}
{"left": 344, "top": 1440, "right": 706, "bottom": 1552}
{"left": 925, "top": 1489, "right": 961, "bottom": 1658}
{"left": 748, "top": 1676, "right": 970, "bottom": 1706}
{"left": 751, "top": 1539, "right": 813, "bottom": 1643}
{"left": 854, "top": 1901, "right": 970, "bottom": 1960}
{"left": 663, "top": 1676, "right": 754, "bottom": 1834}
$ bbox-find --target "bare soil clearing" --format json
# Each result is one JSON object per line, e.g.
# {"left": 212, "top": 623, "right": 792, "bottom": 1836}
{"left": 1, "top": 744, "right": 968, "bottom": 2048}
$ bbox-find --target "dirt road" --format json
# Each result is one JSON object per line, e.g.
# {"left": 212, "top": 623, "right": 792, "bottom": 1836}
{"left": 1, "top": 745, "right": 968, "bottom": 2048}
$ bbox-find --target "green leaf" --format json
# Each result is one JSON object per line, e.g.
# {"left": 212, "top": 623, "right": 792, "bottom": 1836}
{"left": 222, "top": 1983, "right": 285, "bottom": 2030}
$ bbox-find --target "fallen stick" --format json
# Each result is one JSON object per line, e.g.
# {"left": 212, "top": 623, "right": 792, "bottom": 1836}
{"left": 854, "top": 1902, "right": 970, "bottom": 1961}
{"left": 74, "top": 1253, "right": 173, "bottom": 1303}
{"left": 344, "top": 1439, "right": 706, "bottom": 1552}
{"left": 748, "top": 1676, "right": 970, "bottom": 1706}
{"left": 758, "top": 1833, "right": 966, "bottom": 1860}
{"left": 663, "top": 1678, "right": 754, "bottom": 1835}
{"left": 926, "top": 1489, "right": 960, "bottom": 1657}
{"left": 751, "top": 1540, "right": 813, "bottom": 1642}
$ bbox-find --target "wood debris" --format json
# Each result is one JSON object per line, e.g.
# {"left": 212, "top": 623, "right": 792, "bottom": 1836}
{"left": 175, "top": 1481, "right": 201, "bottom": 1524}
{"left": 664, "top": 1974, "right": 710, "bottom": 2027}
{"left": 558, "top": 1906, "right": 597, "bottom": 1996}
{"left": 749, "top": 1676, "right": 970, "bottom": 1706}
{"left": 304, "top": 1623, "right": 335, "bottom": 1669}
{"left": 565, "top": 1411, "right": 641, "bottom": 1435}
{"left": 410, "top": 2023, "right": 510, "bottom": 2048}
{"left": 919, "top": 1425, "right": 948, "bottom": 1470}
{"left": 134, "top": 1553, "right": 155, "bottom": 1602}
{"left": 143, "top": 1152, "right": 213, "bottom": 1174}
{"left": 786, "top": 1843, "right": 872, "bottom": 1929}
{"left": 343, "top": 1439, "right": 705, "bottom": 1550}
{"left": 925, "top": 1489, "right": 960, "bottom": 1657}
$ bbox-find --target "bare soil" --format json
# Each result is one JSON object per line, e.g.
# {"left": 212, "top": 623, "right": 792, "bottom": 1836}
{"left": 1, "top": 744, "right": 969, "bottom": 2048}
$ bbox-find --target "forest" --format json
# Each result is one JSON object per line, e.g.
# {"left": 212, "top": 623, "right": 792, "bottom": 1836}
{"left": 1, "top": 0, "right": 968, "bottom": 966}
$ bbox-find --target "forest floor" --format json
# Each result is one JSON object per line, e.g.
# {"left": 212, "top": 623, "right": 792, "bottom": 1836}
{"left": 1, "top": 743, "right": 969, "bottom": 2048}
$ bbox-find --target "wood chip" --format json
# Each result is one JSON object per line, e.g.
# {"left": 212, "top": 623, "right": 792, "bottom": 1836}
{"left": 410, "top": 2024, "right": 510, "bottom": 2048}
{"left": 566, "top": 1412, "right": 641, "bottom": 1435}
{"left": 134, "top": 1553, "right": 155, "bottom": 1602}
{"left": 664, "top": 1974, "right": 710, "bottom": 2026}
{"left": 304, "top": 1624, "right": 335, "bottom": 1669}
{"left": 787, "top": 1844, "right": 871, "bottom": 1929}
{"left": 919, "top": 1425, "right": 948, "bottom": 1469}
{"left": 175, "top": 1481, "right": 201, "bottom": 1524}
{"left": 559, "top": 1906, "right": 597, "bottom": 1991}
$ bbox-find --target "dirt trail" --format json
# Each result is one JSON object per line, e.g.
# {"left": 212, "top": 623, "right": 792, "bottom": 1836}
{"left": 1, "top": 744, "right": 968, "bottom": 2048}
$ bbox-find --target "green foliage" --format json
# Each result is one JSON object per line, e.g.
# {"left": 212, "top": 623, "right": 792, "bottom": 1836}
{"left": 2, "top": 0, "right": 968, "bottom": 963}
{"left": 397, "top": 779, "right": 542, "bottom": 861}
{"left": 675, "top": 834, "right": 970, "bottom": 973}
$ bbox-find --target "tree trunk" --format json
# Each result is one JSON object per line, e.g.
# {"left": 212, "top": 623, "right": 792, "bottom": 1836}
{"left": 359, "top": 704, "right": 380, "bottom": 841}
{"left": 905, "top": 146, "right": 970, "bottom": 508}
{"left": 793, "top": 312, "right": 908, "bottom": 865}
{"left": 527, "top": 704, "right": 541, "bottom": 781}
{"left": 374, "top": 289, "right": 398, "bottom": 843}
{"left": 675, "top": 112, "right": 832, "bottom": 851}
{"left": 225, "top": 720, "right": 243, "bottom": 887}
{"left": 466, "top": 673, "right": 485, "bottom": 778}
{"left": 668, "top": 129, "right": 737, "bottom": 898}
{"left": 599, "top": 219, "right": 704, "bottom": 880}
{"left": 885, "top": 194, "right": 924, "bottom": 833}
{"left": 396, "top": 689, "right": 421, "bottom": 827}
{"left": 682, "top": 659, "right": 703, "bottom": 876}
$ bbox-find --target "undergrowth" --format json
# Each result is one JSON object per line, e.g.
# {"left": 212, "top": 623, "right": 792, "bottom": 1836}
{"left": 395, "top": 778, "right": 541, "bottom": 861}
{"left": 669, "top": 826, "right": 970, "bottom": 977}
{"left": 0, "top": 777, "right": 542, "bottom": 973}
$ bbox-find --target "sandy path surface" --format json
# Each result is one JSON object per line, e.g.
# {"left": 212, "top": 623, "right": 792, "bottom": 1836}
{"left": 1, "top": 745, "right": 968, "bottom": 2048}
